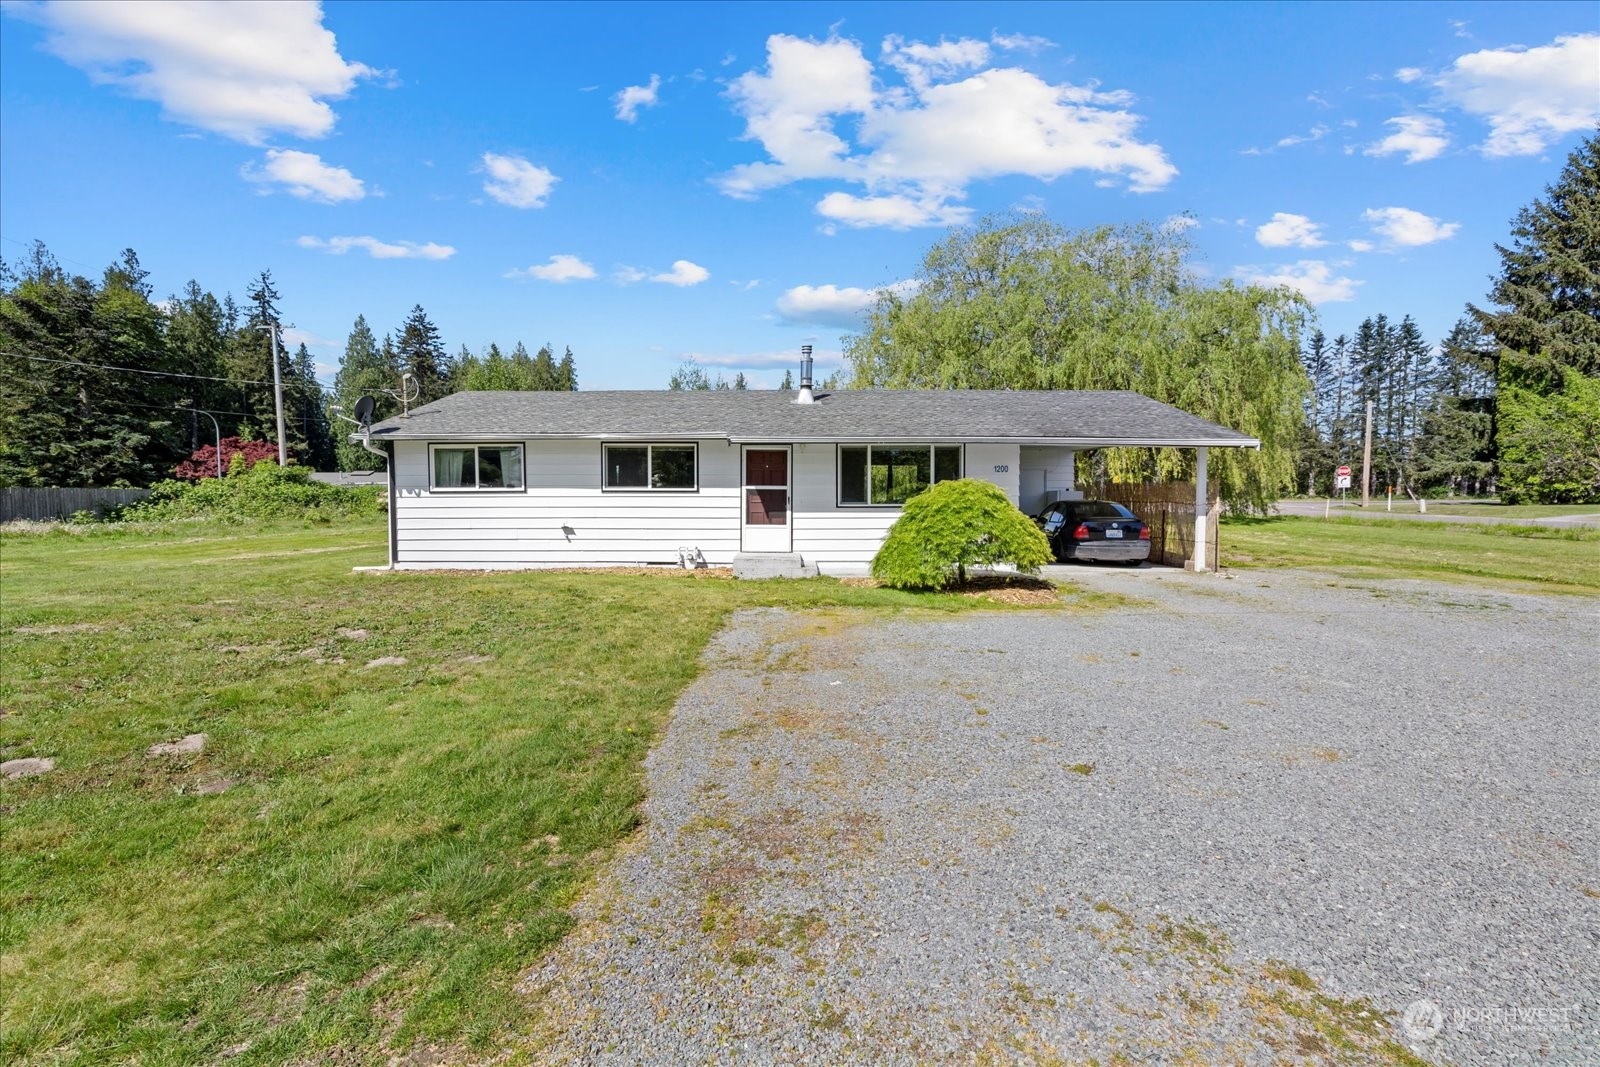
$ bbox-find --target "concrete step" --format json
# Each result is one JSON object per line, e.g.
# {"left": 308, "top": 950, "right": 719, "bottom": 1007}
{"left": 732, "top": 552, "right": 820, "bottom": 580}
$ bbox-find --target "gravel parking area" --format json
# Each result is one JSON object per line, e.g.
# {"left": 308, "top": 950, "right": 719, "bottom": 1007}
{"left": 515, "top": 569, "right": 1600, "bottom": 1065}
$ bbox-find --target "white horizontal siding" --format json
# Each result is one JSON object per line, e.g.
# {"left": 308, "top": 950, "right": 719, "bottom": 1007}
{"left": 389, "top": 438, "right": 1023, "bottom": 570}
{"left": 393, "top": 439, "right": 740, "bottom": 566}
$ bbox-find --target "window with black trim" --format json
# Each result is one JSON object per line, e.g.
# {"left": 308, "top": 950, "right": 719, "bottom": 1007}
{"left": 838, "top": 445, "right": 961, "bottom": 505}
{"left": 430, "top": 444, "right": 524, "bottom": 490}
{"left": 603, "top": 443, "right": 698, "bottom": 490}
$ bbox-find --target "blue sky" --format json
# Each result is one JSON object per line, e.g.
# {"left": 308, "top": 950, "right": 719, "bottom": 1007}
{"left": 2, "top": 1, "right": 1596, "bottom": 389}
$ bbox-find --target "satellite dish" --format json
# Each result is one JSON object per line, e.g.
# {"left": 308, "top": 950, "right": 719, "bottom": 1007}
{"left": 353, "top": 395, "right": 376, "bottom": 427}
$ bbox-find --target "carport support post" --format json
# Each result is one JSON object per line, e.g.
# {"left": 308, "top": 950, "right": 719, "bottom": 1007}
{"left": 1192, "top": 447, "right": 1209, "bottom": 572}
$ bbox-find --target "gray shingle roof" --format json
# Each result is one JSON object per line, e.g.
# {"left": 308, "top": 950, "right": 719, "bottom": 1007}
{"left": 365, "top": 389, "right": 1258, "bottom": 448}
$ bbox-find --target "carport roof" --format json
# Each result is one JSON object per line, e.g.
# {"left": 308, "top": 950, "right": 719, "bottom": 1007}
{"left": 365, "top": 389, "right": 1259, "bottom": 448}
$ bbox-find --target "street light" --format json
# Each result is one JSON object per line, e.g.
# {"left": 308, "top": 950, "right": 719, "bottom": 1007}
{"left": 255, "top": 321, "right": 287, "bottom": 466}
{"left": 179, "top": 406, "right": 224, "bottom": 478}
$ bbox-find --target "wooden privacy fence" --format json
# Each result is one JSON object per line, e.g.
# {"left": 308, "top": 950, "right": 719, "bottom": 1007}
{"left": 1093, "top": 481, "right": 1220, "bottom": 571}
{"left": 1, "top": 487, "right": 150, "bottom": 522}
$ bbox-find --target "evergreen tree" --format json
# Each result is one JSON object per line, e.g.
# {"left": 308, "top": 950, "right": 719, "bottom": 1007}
{"left": 1470, "top": 132, "right": 1600, "bottom": 502}
{"left": 733, "top": 372, "right": 748, "bottom": 390}
{"left": 556, "top": 346, "right": 578, "bottom": 390}
{"left": 289, "top": 343, "right": 335, "bottom": 469}
{"left": 394, "top": 305, "right": 449, "bottom": 404}
{"left": 780, "top": 369, "right": 794, "bottom": 390}
{"left": 227, "top": 270, "right": 285, "bottom": 443}
{"left": 0, "top": 242, "right": 183, "bottom": 486}
{"left": 668, "top": 359, "right": 716, "bottom": 390}
{"left": 530, "top": 344, "right": 560, "bottom": 390}
{"left": 332, "top": 315, "right": 393, "bottom": 471}
{"left": 166, "top": 280, "right": 232, "bottom": 448}
{"left": 1414, "top": 318, "right": 1497, "bottom": 495}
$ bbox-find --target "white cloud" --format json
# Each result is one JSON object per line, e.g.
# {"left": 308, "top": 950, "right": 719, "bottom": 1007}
{"left": 717, "top": 33, "right": 1175, "bottom": 228}
{"left": 776, "top": 280, "right": 919, "bottom": 327}
{"left": 242, "top": 148, "right": 364, "bottom": 202}
{"left": 280, "top": 326, "right": 341, "bottom": 352}
{"left": 1364, "top": 115, "right": 1450, "bottom": 163}
{"left": 881, "top": 34, "right": 991, "bottom": 89}
{"left": 480, "top": 152, "right": 558, "bottom": 208}
{"left": 1243, "top": 124, "right": 1329, "bottom": 155}
{"left": 991, "top": 32, "right": 1054, "bottom": 53}
{"left": 612, "top": 265, "right": 649, "bottom": 284}
{"left": 1395, "top": 67, "right": 1425, "bottom": 83}
{"left": 1362, "top": 206, "right": 1460, "bottom": 246}
{"left": 14, "top": 0, "right": 375, "bottom": 143}
{"left": 1239, "top": 260, "right": 1361, "bottom": 303}
{"left": 650, "top": 260, "right": 710, "bottom": 287}
{"left": 1163, "top": 214, "right": 1200, "bottom": 233}
{"left": 1347, "top": 239, "right": 1375, "bottom": 252}
{"left": 297, "top": 235, "right": 455, "bottom": 260}
{"left": 614, "top": 73, "right": 660, "bottom": 122}
{"left": 1255, "top": 212, "right": 1327, "bottom": 249}
{"left": 816, "top": 191, "right": 971, "bottom": 229}
{"left": 506, "top": 254, "right": 596, "bottom": 282}
{"left": 1434, "top": 33, "right": 1600, "bottom": 157}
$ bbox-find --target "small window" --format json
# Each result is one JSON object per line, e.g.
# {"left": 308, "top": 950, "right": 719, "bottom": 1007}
{"left": 838, "top": 445, "right": 962, "bottom": 506}
{"left": 604, "top": 443, "right": 698, "bottom": 491}
{"left": 430, "top": 444, "right": 524, "bottom": 490}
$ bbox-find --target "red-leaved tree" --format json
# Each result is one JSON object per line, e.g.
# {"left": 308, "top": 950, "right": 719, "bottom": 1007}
{"left": 174, "top": 437, "right": 289, "bottom": 480}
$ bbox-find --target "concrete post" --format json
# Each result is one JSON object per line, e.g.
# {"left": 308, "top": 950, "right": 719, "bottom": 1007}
{"left": 1193, "top": 446, "right": 1208, "bottom": 572}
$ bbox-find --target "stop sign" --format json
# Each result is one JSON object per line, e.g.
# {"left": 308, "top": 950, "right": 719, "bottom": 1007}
{"left": 1336, "top": 465, "right": 1352, "bottom": 478}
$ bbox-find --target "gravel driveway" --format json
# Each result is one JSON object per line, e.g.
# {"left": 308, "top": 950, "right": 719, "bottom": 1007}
{"left": 515, "top": 569, "right": 1599, "bottom": 1065}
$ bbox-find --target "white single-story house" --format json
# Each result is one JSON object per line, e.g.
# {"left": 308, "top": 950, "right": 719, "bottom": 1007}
{"left": 361, "top": 385, "right": 1257, "bottom": 576}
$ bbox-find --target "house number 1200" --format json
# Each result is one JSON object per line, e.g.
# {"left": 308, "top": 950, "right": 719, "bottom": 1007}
{"left": 993, "top": 464, "right": 1009, "bottom": 473}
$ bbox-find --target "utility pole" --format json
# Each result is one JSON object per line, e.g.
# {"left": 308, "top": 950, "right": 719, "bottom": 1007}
{"left": 258, "top": 322, "right": 288, "bottom": 466}
{"left": 1360, "top": 399, "right": 1374, "bottom": 508}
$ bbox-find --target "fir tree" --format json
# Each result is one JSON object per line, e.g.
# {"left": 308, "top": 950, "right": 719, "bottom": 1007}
{"left": 1470, "top": 132, "right": 1600, "bottom": 502}
{"left": 394, "top": 305, "right": 449, "bottom": 404}
{"left": 557, "top": 346, "right": 578, "bottom": 390}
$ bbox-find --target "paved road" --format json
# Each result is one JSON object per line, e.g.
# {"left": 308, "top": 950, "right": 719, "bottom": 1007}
{"left": 1269, "top": 499, "right": 1600, "bottom": 527}
{"left": 513, "top": 569, "right": 1599, "bottom": 1066}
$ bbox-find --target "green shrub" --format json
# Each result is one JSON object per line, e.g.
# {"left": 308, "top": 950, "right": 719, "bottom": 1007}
{"left": 117, "top": 461, "right": 384, "bottom": 523}
{"left": 870, "top": 478, "right": 1053, "bottom": 590}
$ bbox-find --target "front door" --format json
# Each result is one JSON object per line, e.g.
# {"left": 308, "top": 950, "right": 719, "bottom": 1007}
{"left": 741, "top": 446, "right": 791, "bottom": 552}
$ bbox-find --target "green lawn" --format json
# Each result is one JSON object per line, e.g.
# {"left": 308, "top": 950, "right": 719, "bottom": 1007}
{"left": 1221, "top": 515, "right": 1600, "bottom": 594}
{"left": 0, "top": 519, "right": 1042, "bottom": 1066}
{"left": 1291, "top": 498, "right": 1599, "bottom": 519}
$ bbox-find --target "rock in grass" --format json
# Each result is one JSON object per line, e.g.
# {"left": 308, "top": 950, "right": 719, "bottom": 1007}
{"left": 2, "top": 756, "right": 55, "bottom": 779}
{"left": 364, "top": 656, "right": 408, "bottom": 669}
{"left": 196, "top": 778, "right": 235, "bottom": 795}
{"left": 148, "top": 733, "right": 207, "bottom": 757}
{"left": 336, "top": 627, "right": 370, "bottom": 641}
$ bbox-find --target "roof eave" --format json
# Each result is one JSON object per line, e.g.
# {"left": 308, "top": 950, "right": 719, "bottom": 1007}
{"left": 359, "top": 430, "right": 1259, "bottom": 449}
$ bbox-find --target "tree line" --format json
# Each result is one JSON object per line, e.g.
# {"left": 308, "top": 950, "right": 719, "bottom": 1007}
{"left": 0, "top": 242, "right": 582, "bottom": 485}
{"left": 1294, "top": 315, "right": 1495, "bottom": 498}
{"left": 1295, "top": 133, "right": 1597, "bottom": 504}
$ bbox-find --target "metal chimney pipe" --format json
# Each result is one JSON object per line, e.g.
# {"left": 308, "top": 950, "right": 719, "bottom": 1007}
{"left": 796, "top": 344, "right": 815, "bottom": 404}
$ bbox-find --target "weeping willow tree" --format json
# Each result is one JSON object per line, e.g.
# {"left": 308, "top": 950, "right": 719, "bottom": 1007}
{"left": 842, "top": 215, "right": 1312, "bottom": 513}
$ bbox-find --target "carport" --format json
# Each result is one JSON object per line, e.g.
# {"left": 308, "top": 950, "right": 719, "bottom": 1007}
{"left": 1019, "top": 444, "right": 1229, "bottom": 571}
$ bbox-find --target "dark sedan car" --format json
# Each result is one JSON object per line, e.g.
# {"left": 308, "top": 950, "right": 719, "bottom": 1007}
{"left": 1036, "top": 500, "right": 1151, "bottom": 565}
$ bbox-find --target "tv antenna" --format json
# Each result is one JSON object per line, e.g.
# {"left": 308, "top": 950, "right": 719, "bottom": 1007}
{"left": 386, "top": 372, "right": 420, "bottom": 418}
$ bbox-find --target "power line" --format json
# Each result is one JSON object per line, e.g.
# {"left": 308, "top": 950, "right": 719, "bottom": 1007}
{"left": 7, "top": 351, "right": 274, "bottom": 387}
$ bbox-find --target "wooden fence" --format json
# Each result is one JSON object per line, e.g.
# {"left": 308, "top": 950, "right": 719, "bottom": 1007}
{"left": 1092, "top": 481, "right": 1220, "bottom": 570}
{"left": 1, "top": 487, "right": 151, "bottom": 523}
